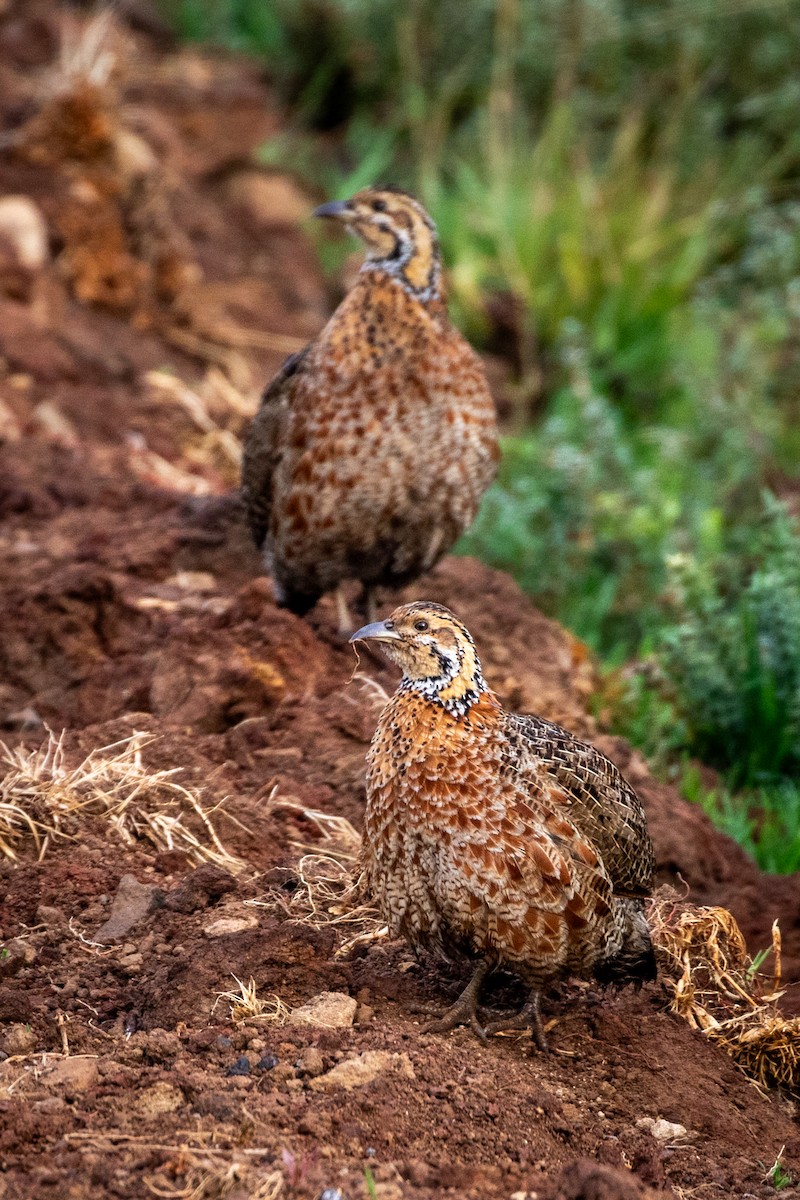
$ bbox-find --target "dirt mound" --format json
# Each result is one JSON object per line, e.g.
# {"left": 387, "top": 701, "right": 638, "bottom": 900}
{"left": 1, "top": 4, "right": 799, "bottom": 1198}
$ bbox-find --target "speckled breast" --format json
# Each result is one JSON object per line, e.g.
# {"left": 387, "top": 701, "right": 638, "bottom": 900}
{"left": 271, "top": 275, "right": 498, "bottom": 593}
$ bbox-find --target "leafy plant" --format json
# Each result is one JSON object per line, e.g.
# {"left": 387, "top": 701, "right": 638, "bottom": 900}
{"left": 662, "top": 496, "right": 800, "bottom": 785}
{"left": 682, "top": 767, "right": 800, "bottom": 875}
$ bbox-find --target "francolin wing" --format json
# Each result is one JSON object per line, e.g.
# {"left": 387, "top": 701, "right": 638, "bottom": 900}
{"left": 351, "top": 602, "right": 656, "bottom": 1050}
{"left": 242, "top": 188, "right": 499, "bottom": 627}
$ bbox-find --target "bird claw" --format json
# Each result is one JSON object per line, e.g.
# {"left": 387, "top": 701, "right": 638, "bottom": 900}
{"left": 483, "top": 995, "right": 550, "bottom": 1052}
{"left": 422, "top": 1003, "right": 488, "bottom": 1043}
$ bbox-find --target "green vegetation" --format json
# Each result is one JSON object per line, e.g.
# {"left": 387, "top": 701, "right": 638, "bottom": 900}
{"left": 765, "top": 1149, "right": 793, "bottom": 1191}
{"left": 158, "top": 0, "right": 800, "bottom": 870}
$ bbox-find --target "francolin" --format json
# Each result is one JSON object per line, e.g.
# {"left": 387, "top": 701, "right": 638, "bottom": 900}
{"left": 242, "top": 188, "right": 499, "bottom": 629}
{"left": 351, "top": 602, "right": 656, "bottom": 1050}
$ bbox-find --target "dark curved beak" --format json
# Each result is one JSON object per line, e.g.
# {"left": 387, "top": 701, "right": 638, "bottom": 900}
{"left": 349, "top": 620, "right": 401, "bottom": 645}
{"left": 312, "top": 199, "right": 353, "bottom": 221}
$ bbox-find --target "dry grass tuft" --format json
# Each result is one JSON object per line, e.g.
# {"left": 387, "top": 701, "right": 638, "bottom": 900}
{"left": 251, "top": 800, "right": 387, "bottom": 958}
{"left": 143, "top": 368, "right": 260, "bottom": 487}
{"left": 213, "top": 975, "right": 291, "bottom": 1026}
{"left": 650, "top": 892, "right": 800, "bottom": 1096}
{"left": 57, "top": 6, "right": 118, "bottom": 89}
{"left": 0, "top": 730, "right": 244, "bottom": 872}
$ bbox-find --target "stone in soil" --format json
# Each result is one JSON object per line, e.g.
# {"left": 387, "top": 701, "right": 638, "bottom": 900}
{"left": 93, "top": 874, "right": 164, "bottom": 943}
{"left": 287, "top": 991, "right": 358, "bottom": 1029}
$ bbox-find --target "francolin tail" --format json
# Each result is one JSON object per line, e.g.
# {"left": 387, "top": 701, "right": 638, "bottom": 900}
{"left": 351, "top": 602, "right": 656, "bottom": 1050}
{"left": 242, "top": 188, "right": 499, "bottom": 630}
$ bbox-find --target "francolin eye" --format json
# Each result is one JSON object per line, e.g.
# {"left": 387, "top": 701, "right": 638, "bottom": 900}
{"left": 372, "top": 199, "right": 387, "bottom": 212}
{"left": 414, "top": 619, "right": 429, "bottom": 632}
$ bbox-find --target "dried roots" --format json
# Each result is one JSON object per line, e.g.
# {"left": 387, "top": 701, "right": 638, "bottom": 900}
{"left": 649, "top": 891, "right": 800, "bottom": 1096}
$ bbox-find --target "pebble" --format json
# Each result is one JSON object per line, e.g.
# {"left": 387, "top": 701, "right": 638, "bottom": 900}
{"left": 0, "top": 196, "right": 49, "bottom": 270}
{"left": 636, "top": 1116, "right": 690, "bottom": 1141}
{"left": 136, "top": 1029, "right": 182, "bottom": 1061}
{"left": 93, "top": 875, "right": 164, "bottom": 944}
{"left": 225, "top": 1055, "right": 251, "bottom": 1076}
{"left": 202, "top": 914, "right": 258, "bottom": 938}
{"left": 287, "top": 991, "right": 357, "bottom": 1029}
{"left": 117, "top": 951, "right": 144, "bottom": 974}
{"left": 0, "top": 939, "right": 36, "bottom": 978}
{"left": 41, "top": 1055, "right": 98, "bottom": 1097}
{"left": 136, "top": 1081, "right": 185, "bottom": 1116}
{"left": 35, "top": 905, "right": 67, "bottom": 928}
{"left": 257, "top": 1052, "right": 279, "bottom": 1072}
{"left": 270, "top": 1062, "right": 296, "bottom": 1084}
{"left": 295, "top": 1046, "right": 324, "bottom": 1077}
{"left": 309, "top": 1051, "right": 415, "bottom": 1092}
{"left": 227, "top": 1076, "right": 253, "bottom": 1090}
{"left": 1, "top": 1023, "right": 36, "bottom": 1055}
{"left": 32, "top": 1096, "right": 66, "bottom": 1114}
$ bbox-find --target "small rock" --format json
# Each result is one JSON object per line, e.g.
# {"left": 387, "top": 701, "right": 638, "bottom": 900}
{"left": 30, "top": 402, "right": 80, "bottom": 448}
{"left": 1, "top": 1023, "right": 36, "bottom": 1055}
{"left": 165, "top": 571, "right": 218, "bottom": 592}
{"left": 135, "top": 1029, "right": 182, "bottom": 1062}
{"left": 229, "top": 1074, "right": 253, "bottom": 1090}
{"left": 93, "top": 875, "right": 164, "bottom": 943}
{"left": 215, "top": 1035, "right": 232, "bottom": 1051}
{"left": 136, "top": 1081, "right": 185, "bottom": 1116}
{"left": 257, "top": 1052, "right": 278, "bottom": 1072}
{"left": 636, "top": 1116, "right": 689, "bottom": 1141}
{"left": 41, "top": 1055, "right": 98, "bottom": 1097}
{"left": 202, "top": 914, "right": 258, "bottom": 938}
{"left": 225, "top": 1055, "right": 251, "bottom": 1076}
{"left": 270, "top": 1062, "right": 296, "bottom": 1084}
{"left": 319, "top": 1189, "right": 345, "bottom": 1200}
{"left": 287, "top": 992, "right": 357, "bottom": 1030}
{"left": 0, "top": 196, "right": 49, "bottom": 270}
{"left": 32, "top": 1096, "right": 66, "bottom": 1114}
{"left": 309, "top": 1051, "right": 415, "bottom": 1092}
{"left": 0, "top": 940, "right": 36, "bottom": 979}
{"left": 117, "top": 951, "right": 144, "bottom": 973}
{"left": 296, "top": 1046, "right": 324, "bottom": 1077}
{"left": 35, "top": 905, "right": 67, "bottom": 928}
{"left": 114, "top": 129, "right": 159, "bottom": 179}
{"left": 165, "top": 865, "right": 237, "bottom": 914}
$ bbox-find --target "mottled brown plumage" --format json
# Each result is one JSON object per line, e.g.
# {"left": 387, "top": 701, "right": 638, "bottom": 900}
{"left": 351, "top": 602, "right": 656, "bottom": 1048}
{"left": 242, "top": 188, "right": 498, "bottom": 621}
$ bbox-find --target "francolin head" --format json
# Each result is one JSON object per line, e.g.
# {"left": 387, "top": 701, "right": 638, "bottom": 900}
{"left": 352, "top": 602, "right": 656, "bottom": 1049}
{"left": 242, "top": 188, "right": 499, "bottom": 629}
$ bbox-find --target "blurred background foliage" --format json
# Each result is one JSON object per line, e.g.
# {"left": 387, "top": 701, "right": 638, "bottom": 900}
{"left": 159, "top": 0, "right": 800, "bottom": 871}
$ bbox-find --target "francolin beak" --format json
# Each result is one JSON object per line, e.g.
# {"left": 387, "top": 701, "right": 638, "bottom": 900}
{"left": 312, "top": 199, "right": 353, "bottom": 222}
{"left": 349, "top": 620, "right": 401, "bottom": 645}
